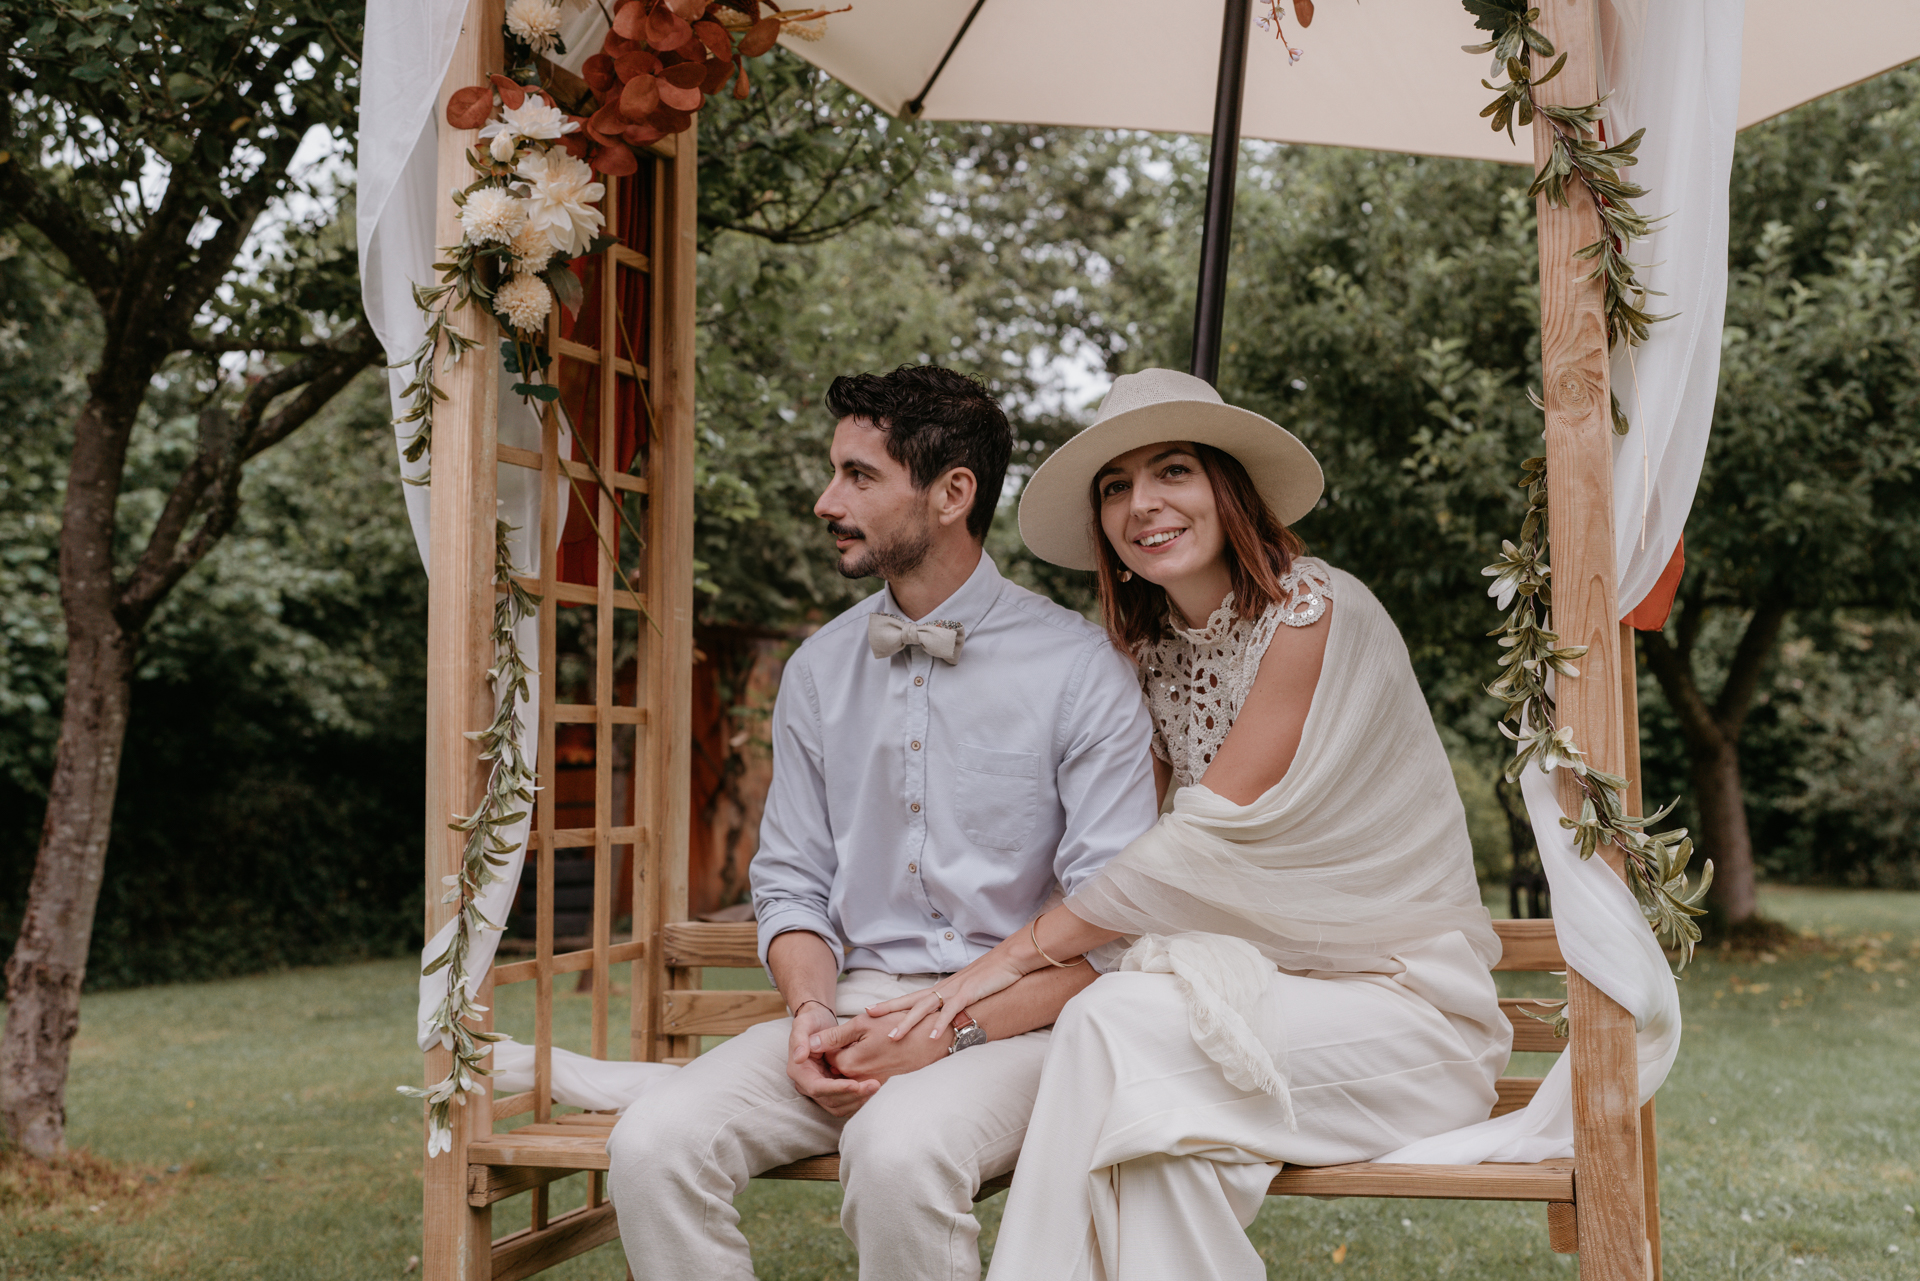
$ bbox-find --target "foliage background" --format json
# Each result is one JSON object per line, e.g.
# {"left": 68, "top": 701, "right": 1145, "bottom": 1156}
{"left": 2, "top": 55, "right": 1915, "bottom": 989}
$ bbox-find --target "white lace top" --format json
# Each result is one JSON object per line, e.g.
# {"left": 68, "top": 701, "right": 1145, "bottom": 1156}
{"left": 1139, "top": 558, "right": 1333, "bottom": 789}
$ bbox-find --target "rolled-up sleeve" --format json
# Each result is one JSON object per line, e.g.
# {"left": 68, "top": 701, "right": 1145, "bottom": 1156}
{"left": 751, "top": 655, "right": 844, "bottom": 972}
{"left": 1051, "top": 640, "right": 1159, "bottom": 898}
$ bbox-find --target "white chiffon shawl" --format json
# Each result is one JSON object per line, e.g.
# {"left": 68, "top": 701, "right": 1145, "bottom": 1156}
{"left": 1069, "top": 569, "right": 1500, "bottom": 1118}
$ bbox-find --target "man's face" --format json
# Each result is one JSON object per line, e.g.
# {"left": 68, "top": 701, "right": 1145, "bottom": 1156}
{"left": 814, "top": 417, "right": 936, "bottom": 582}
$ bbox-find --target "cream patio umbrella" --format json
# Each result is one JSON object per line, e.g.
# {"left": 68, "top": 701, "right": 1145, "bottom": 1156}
{"left": 781, "top": 0, "right": 1920, "bottom": 381}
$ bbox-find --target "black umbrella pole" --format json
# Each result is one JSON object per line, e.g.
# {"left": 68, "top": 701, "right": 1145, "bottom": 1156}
{"left": 1191, "top": 0, "right": 1252, "bottom": 386}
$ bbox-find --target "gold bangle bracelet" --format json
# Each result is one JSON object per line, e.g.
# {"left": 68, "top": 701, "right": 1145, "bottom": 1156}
{"left": 1030, "top": 917, "right": 1084, "bottom": 969}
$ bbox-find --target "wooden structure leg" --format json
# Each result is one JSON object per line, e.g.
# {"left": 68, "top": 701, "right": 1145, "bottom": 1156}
{"left": 1533, "top": 2, "right": 1650, "bottom": 1277}
{"left": 423, "top": 0, "right": 505, "bottom": 1276}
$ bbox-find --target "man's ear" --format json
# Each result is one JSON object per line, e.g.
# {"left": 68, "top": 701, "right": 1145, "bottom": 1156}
{"left": 930, "top": 467, "right": 978, "bottom": 530}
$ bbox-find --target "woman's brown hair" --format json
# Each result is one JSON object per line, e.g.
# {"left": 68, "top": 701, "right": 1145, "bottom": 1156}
{"left": 1089, "top": 443, "right": 1307, "bottom": 653}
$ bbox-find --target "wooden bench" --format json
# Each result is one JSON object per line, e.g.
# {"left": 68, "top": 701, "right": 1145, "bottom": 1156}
{"left": 465, "top": 917, "right": 1660, "bottom": 1279}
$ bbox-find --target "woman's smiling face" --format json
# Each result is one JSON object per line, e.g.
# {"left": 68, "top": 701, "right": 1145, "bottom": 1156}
{"left": 1096, "top": 442, "right": 1228, "bottom": 599}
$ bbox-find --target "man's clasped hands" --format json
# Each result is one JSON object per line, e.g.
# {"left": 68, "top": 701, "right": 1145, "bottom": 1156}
{"left": 783, "top": 1003, "right": 935, "bottom": 1117}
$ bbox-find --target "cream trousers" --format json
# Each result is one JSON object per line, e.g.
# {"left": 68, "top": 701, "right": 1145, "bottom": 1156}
{"left": 987, "top": 949, "right": 1507, "bottom": 1281}
{"left": 607, "top": 969, "right": 1051, "bottom": 1281}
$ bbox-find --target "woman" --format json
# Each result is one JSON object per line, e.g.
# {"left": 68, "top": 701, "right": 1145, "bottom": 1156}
{"left": 867, "top": 368, "right": 1511, "bottom": 1281}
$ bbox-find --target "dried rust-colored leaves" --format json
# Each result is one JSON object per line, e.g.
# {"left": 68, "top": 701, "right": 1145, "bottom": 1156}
{"left": 453, "top": 0, "right": 819, "bottom": 149}
{"left": 738, "top": 16, "right": 780, "bottom": 57}
{"left": 445, "top": 85, "right": 493, "bottom": 130}
{"left": 693, "top": 19, "right": 732, "bottom": 60}
{"left": 582, "top": 52, "right": 619, "bottom": 95}
{"left": 592, "top": 141, "right": 639, "bottom": 176}
{"left": 489, "top": 72, "right": 527, "bottom": 109}
{"left": 611, "top": 0, "right": 647, "bottom": 40}
{"left": 1296, "top": 0, "right": 1315, "bottom": 27}
{"left": 645, "top": 6, "right": 693, "bottom": 51}
{"left": 619, "top": 74, "right": 662, "bottom": 119}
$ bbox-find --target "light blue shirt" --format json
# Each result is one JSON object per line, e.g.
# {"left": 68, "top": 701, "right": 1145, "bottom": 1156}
{"left": 752, "top": 552, "right": 1158, "bottom": 976}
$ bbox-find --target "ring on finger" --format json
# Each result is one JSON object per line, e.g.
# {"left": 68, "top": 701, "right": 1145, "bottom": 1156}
{"left": 932, "top": 990, "right": 945, "bottom": 1009}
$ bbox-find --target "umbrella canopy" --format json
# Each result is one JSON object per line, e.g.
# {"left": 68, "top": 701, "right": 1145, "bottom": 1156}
{"left": 785, "top": 0, "right": 1920, "bottom": 167}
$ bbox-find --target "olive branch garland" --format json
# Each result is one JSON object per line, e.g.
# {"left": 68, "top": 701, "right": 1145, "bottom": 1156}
{"left": 400, "top": 518, "right": 541, "bottom": 1156}
{"left": 1466, "top": 0, "right": 1665, "bottom": 433}
{"left": 1464, "top": 1, "right": 1711, "bottom": 981}
{"left": 1481, "top": 461, "right": 1713, "bottom": 981}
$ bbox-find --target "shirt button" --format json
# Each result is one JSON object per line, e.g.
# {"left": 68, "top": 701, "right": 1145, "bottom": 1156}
{"left": 914, "top": 676, "right": 924, "bottom": 686}
{"left": 907, "top": 863, "right": 917, "bottom": 873}
{"left": 911, "top": 740, "right": 921, "bottom": 751}
{"left": 932, "top": 912, "right": 941, "bottom": 919}
{"left": 944, "top": 931, "right": 954, "bottom": 940}
{"left": 910, "top": 803, "right": 921, "bottom": 813}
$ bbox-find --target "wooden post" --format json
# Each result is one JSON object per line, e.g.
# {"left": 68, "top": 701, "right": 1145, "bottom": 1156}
{"left": 1530, "top": 2, "right": 1649, "bottom": 1278}
{"left": 422, "top": 0, "right": 504, "bottom": 1276}
{"left": 638, "top": 123, "right": 698, "bottom": 1064}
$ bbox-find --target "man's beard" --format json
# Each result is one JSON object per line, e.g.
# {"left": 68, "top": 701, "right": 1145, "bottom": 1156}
{"left": 830, "top": 518, "right": 934, "bottom": 582}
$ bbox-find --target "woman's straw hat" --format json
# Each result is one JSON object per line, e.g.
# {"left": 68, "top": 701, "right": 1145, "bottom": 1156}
{"left": 1017, "top": 368, "right": 1323, "bottom": 571}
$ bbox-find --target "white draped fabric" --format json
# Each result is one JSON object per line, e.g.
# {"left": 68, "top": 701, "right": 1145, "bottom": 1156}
{"left": 1378, "top": 0, "right": 1746, "bottom": 1165}
{"left": 1382, "top": 765, "right": 1682, "bottom": 1164}
{"left": 358, "top": 0, "right": 577, "bottom": 1048}
{"left": 1602, "top": 0, "right": 1745, "bottom": 618}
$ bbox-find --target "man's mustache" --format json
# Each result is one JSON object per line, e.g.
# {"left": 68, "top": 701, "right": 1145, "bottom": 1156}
{"left": 827, "top": 521, "right": 863, "bottom": 541}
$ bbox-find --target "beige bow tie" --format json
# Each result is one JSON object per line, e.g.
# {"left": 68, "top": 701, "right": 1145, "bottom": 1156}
{"left": 868, "top": 613, "right": 965, "bottom": 664}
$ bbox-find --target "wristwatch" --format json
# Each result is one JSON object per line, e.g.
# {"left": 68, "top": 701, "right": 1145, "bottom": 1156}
{"left": 947, "top": 1009, "right": 988, "bottom": 1055}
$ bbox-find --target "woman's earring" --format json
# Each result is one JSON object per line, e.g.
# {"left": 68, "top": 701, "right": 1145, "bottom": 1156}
{"left": 1119, "top": 570, "right": 1133, "bottom": 583}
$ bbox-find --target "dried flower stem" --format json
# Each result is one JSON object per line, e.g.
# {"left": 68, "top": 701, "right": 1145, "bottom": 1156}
{"left": 399, "top": 519, "right": 541, "bottom": 1155}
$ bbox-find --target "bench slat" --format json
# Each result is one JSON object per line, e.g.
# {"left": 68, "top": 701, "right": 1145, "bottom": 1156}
{"left": 763, "top": 1152, "right": 1572, "bottom": 1203}
{"left": 657, "top": 920, "right": 1565, "bottom": 976}
{"left": 1269, "top": 1158, "right": 1574, "bottom": 1202}
{"left": 1492, "top": 1076, "right": 1544, "bottom": 1117}
{"left": 471, "top": 1122, "right": 1572, "bottom": 1203}
{"left": 469, "top": 1133, "right": 611, "bottom": 1171}
{"left": 1502, "top": 999, "right": 1570, "bottom": 1054}
{"left": 663, "top": 989, "right": 788, "bottom": 1036}
{"left": 1491, "top": 919, "right": 1563, "bottom": 971}
{"left": 663, "top": 922, "right": 763, "bottom": 968}
{"left": 491, "top": 1201, "right": 619, "bottom": 1281}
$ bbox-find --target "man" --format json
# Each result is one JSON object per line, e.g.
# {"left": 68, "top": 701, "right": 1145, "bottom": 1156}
{"left": 607, "top": 365, "right": 1157, "bottom": 1280}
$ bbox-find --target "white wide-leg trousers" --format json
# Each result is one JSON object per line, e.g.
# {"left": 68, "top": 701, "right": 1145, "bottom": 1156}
{"left": 607, "top": 969, "right": 1051, "bottom": 1281}
{"left": 987, "top": 949, "right": 1506, "bottom": 1281}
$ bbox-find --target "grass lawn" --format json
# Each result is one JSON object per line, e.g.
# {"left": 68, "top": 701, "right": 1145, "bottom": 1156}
{"left": 4, "top": 885, "right": 1915, "bottom": 1279}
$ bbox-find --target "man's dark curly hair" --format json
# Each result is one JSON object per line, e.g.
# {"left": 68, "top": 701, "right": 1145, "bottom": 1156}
{"left": 824, "top": 364, "right": 1012, "bottom": 541}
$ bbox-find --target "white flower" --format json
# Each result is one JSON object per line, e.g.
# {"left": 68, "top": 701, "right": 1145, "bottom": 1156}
{"left": 459, "top": 187, "right": 526, "bottom": 246}
{"left": 426, "top": 1119, "right": 453, "bottom": 1158}
{"left": 495, "top": 273, "right": 552, "bottom": 332}
{"left": 479, "top": 97, "right": 575, "bottom": 163}
{"left": 505, "top": 0, "right": 564, "bottom": 52}
{"left": 517, "top": 148, "right": 605, "bottom": 257}
{"left": 510, "top": 222, "right": 557, "bottom": 275}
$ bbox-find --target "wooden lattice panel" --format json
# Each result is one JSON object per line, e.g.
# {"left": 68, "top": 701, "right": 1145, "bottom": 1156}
{"left": 485, "top": 134, "right": 696, "bottom": 1123}
{"left": 421, "top": 36, "right": 695, "bottom": 1267}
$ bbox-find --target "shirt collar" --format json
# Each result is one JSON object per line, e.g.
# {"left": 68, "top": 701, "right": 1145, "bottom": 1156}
{"left": 879, "top": 550, "right": 1004, "bottom": 633}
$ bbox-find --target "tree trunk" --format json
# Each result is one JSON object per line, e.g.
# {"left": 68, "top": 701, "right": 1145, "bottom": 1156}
{"left": 1641, "top": 598, "right": 1789, "bottom": 931}
{"left": 0, "top": 615, "right": 137, "bottom": 1158}
{"left": 1689, "top": 736, "right": 1758, "bottom": 925}
{"left": 1, "top": 391, "right": 143, "bottom": 1158}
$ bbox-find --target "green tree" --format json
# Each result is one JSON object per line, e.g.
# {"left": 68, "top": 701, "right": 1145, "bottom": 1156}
{"left": 1639, "top": 75, "right": 1920, "bottom": 925}
{"left": 0, "top": 0, "right": 378, "bottom": 1157}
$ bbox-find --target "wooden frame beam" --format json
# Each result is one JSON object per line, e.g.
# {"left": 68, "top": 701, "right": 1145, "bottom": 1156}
{"left": 1531, "top": 2, "right": 1650, "bottom": 1278}
{"left": 422, "top": 0, "right": 506, "bottom": 1276}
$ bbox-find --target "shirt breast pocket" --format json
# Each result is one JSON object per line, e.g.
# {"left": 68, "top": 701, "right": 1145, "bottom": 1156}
{"left": 952, "top": 742, "right": 1041, "bottom": 851}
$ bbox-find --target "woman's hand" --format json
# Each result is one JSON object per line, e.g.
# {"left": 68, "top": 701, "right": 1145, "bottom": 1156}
{"left": 865, "top": 942, "right": 1030, "bottom": 1044}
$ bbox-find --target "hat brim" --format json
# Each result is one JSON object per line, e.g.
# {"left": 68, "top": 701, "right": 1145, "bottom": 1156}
{"left": 1016, "top": 400, "right": 1324, "bottom": 571}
